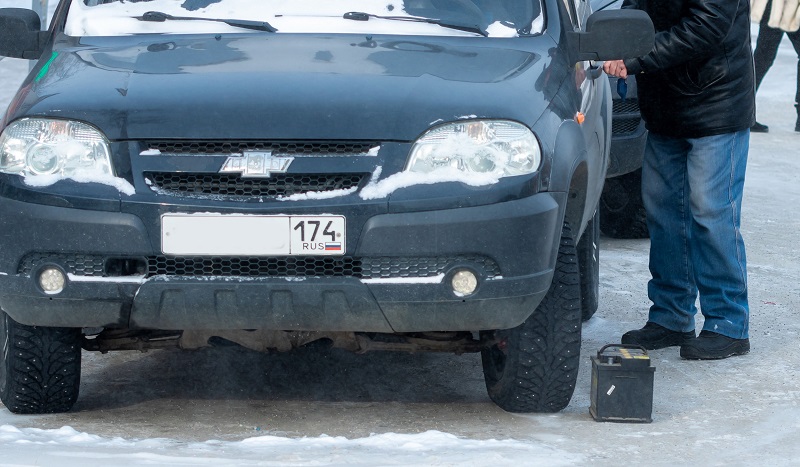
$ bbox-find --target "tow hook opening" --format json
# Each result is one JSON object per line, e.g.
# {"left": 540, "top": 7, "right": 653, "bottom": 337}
{"left": 105, "top": 257, "right": 148, "bottom": 277}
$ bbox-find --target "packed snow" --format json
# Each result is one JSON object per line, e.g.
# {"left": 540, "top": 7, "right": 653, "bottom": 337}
{"left": 278, "top": 187, "right": 357, "bottom": 201}
{"left": 359, "top": 167, "right": 499, "bottom": 199}
{"left": 23, "top": 170, "right": 136, "bottom": 195}
{"left": 0, "top": 425, "right": 583, "bottom": 466}
{"left": 360, "top": 273, "right": 444, "bottom": 284}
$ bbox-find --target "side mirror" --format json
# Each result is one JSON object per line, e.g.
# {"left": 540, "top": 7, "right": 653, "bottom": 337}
{"left": 569, "top": 10, "right": 655, "bottom": 62}
{"left": 0, "top": 8, "right": 49, "bottom": 60}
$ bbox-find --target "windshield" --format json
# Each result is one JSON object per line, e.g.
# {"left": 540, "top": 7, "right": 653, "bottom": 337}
{"left": 67, "top": 0, "right": 544, "bottom": 37}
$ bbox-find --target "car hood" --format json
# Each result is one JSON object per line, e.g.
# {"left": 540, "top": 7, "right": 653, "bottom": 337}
{"left": 12, "top": 34, "right": 553, "bottom": 141}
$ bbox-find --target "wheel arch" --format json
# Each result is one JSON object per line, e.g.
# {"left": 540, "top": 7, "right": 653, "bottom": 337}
{"left": 548, "top": 120, "right": 593, "bottom": 242}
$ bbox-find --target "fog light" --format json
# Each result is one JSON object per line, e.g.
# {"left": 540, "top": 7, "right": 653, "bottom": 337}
{"left": 451, "top": 269, "right": 478, "bottom": 297}
{"left": 39, "top": 267, "right": 66, "bottom": 294}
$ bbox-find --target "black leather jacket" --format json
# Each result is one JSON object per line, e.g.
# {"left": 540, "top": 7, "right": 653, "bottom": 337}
{"left": 622, "top": 0, "right": 755, "bottom": 138}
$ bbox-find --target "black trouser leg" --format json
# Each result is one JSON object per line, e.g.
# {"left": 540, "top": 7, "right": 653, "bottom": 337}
{"left": 753, "top": 3, "right": 784, "bottom": 92}
{"left": 788, "top": 29, "right": 800, "bottom": 120}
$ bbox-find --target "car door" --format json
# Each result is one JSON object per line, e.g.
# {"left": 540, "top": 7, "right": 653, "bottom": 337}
{"left": 561, "top": 0, "right": 608, "bottom": 214}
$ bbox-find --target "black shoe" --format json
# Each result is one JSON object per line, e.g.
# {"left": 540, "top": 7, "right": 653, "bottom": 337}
{"left": 795, "top": 120, "right": 799, "bottom": 132}
{"left": 751, "top": 121, "right": 769, "bottom": 133}
{"left": 621, "top": 322, "right": 696, "bottom": 350}
{"left": 680, "top": 330, "right": 750, "bottom": 360}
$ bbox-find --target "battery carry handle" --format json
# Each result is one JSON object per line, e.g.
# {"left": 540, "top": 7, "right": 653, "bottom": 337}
{"left": 597, "top": 343, "right": 648, "bottom": 358}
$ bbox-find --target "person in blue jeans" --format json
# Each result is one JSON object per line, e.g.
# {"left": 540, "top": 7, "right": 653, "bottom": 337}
{"left": 603, "top": 0, "right": 754, "bottom": 359}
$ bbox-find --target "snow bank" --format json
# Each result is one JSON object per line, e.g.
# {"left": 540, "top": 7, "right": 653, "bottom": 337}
{"left": 0, "top": 425, "right": 584, "bottom": 466}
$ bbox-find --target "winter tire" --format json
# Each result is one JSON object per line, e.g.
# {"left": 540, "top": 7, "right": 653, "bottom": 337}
{"left": 481, "top": 222, "right": 582, "bottom": 413}
{"left": 578, "top": 209, "right": 600, "bottom": 322}
{"left": 599, "top": 168, "right": 648, "bottom": 239}
{"left": 0, "top": 311, "right": 81, "bottom": 414}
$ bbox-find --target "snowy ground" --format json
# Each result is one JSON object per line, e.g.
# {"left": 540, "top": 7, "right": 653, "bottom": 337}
{"left": 1, "top": 2, "right": 800, "bottom": 465}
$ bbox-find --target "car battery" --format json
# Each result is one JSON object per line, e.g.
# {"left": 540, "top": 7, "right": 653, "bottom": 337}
{"left": 590, "top": 344, "right": 655, "bottom": 423}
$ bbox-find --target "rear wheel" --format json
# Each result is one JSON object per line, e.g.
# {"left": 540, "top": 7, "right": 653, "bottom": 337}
{"left": 481, "top": 223, "right": 582, "bottom": 413}
{"left": 0, "top": 311, "right": 81, "bottom": 414}
{"left": 600, "top": 169, "right": 648, "bottom": 239}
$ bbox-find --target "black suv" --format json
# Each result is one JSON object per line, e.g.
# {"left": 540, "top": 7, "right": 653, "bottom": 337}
{"left": 592, "top": 0, "right": 649, "bottom": 239}
{"left": 0, "top": 0, "right": 651, "bottom": 414}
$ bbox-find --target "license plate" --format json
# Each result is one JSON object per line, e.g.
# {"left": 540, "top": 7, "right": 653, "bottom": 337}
{"left": 161, "top": 214, "right": 346, "bottom": 256}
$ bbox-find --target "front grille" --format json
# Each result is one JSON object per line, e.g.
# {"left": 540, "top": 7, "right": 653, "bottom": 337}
{"left": 612, "top": 118, "right": 641, "bottom": 135}
{"left": 145, "top": 172, "right": 368, "bottom": 197}
{"left": 144, "top": 141, "right": 377, "bottom": 156}
{"left": 613, "top": 98, "right": 640, "bottom": 114}
{"left": 149, "top": 256, "right": 362, "bottom": 277}
{"left": 148, "top": 255, "right": 500, "bottom": 278}
{"left": 19, "top": 253, "right": 501, "bottom": 279}
{"left": 361, "top": 256, "right": 501, "bottom": 279}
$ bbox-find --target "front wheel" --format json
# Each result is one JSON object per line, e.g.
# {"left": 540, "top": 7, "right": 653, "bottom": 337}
{"left": 0, "top": 311, "right": 82, "bottom": 414}
{"left": 481, "top": 223, "right": 582, "bottom": 413}
{"left": 578, "top": 208, "right": 600, "bottom": 322}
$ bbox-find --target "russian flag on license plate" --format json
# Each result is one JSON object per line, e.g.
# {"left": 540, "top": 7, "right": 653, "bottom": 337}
{"left": 325, "top": 242, "right": 342, "bottom": 251}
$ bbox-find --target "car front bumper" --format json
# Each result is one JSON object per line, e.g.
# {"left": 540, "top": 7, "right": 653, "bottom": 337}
{"left": 0, "top": 191, "right": 565, "bottom": 332}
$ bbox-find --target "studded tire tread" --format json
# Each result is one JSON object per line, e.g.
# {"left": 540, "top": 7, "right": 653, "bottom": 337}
{"left": 0, "top": 311, "right": 81, "bottom": 414}
{"left": 481, "top": 223, "right": 582, "bottom": 413}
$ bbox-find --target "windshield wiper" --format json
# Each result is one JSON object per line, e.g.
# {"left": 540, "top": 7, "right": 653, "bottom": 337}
{"left": 343, "top": 11, "right": 487, "bottom": 37}
{"left": 136, "top": 11, "right": 277, "bottom": 33}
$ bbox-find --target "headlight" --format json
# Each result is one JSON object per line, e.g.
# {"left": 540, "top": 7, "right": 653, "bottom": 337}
{"left": 406, "top": 120, "right": 541, "bottom": 177}
{"left": 0, "top": 118, "right": 112, "bottom": 178}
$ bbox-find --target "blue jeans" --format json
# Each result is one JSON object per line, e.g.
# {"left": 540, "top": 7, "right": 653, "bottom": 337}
{"left": 641, "top": 130, "right": 750, "bottom": 339}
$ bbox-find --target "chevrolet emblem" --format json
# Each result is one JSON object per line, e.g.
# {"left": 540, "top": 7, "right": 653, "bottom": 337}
{"left": 219, "top": 151, "right": 294, "bottom": 178}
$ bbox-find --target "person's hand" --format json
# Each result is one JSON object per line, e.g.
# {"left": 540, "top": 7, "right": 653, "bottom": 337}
{"left": 603, "top": 60, "right": 628, "bottom": 79}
